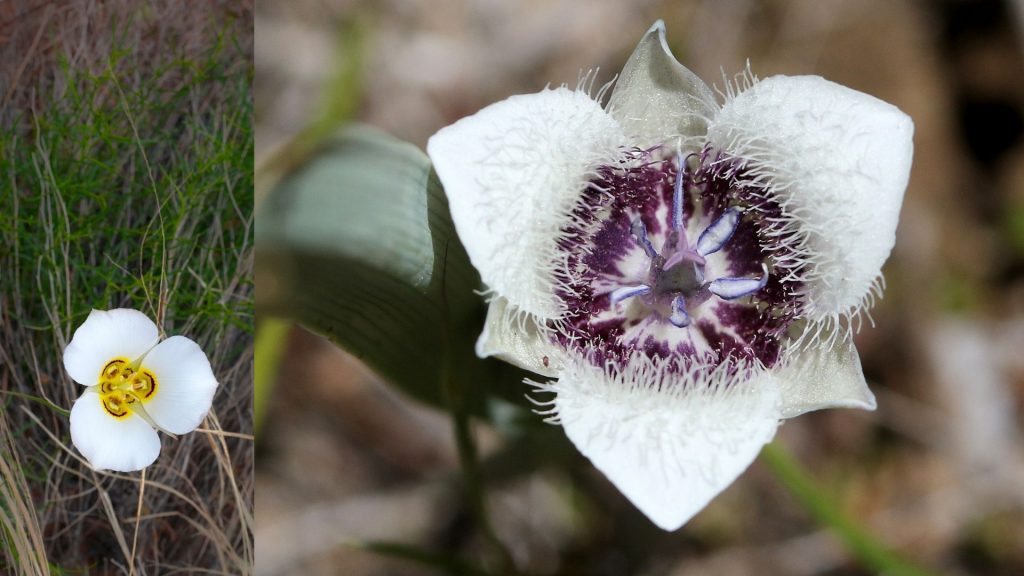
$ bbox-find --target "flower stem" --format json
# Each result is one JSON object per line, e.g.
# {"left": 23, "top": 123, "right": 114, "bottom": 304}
{"left": 447, "top": 396, "right": 516, "bottom": 573}
{"left": 442, "top": 336, "right": 518, "bottom": 573}
{"left": 439, "top": 241, "right": 516, "bottom": 574}
{"left": 760, "top": 443, "right": 936, "bottom": 576}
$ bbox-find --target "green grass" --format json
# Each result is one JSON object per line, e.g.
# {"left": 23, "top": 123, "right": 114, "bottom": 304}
{"left": 0, "top": 3, "right": 252, "bottom": 574}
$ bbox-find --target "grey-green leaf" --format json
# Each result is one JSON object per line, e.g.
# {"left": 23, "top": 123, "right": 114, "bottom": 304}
{"left": 257, "top": 126, "right": 527, "bottom": 412}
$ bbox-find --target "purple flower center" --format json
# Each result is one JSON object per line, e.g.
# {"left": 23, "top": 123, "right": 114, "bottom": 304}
{"left": 553, "top": 146, "right": 803, "bottom": 370}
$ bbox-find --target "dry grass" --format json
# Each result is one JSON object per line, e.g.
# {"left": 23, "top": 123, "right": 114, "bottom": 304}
{"left": 1, "top": 1, "right": 253, "bottom": 574}
{"left": 0, "top": 409, "right": 49, "bottom": 575}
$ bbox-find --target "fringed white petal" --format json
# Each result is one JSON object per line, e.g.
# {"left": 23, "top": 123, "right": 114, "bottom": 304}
{"left": 707, "top": 75, "right": 913, "bottom": 327}
{"left": 775, "top": 336, "right": 876, "bottom": 419}
{"left": 541, "top": 355, "right": 780, "bottom": 530}
{"left": 428, "top": 87, "right": 625, "bottom": 319}
{"left": 607, "top": 20, "right": 717, "bottom": 149}
{"left": 476, "top": 297, "right": 563, "bottom": 377}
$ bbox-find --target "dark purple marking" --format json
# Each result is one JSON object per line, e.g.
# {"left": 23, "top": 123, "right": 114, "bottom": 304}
{"left": 549, "top": 145, "right": 806, "bottom": 375}
{"left": 696, "top": 317, "right": 747, "bottom": 362}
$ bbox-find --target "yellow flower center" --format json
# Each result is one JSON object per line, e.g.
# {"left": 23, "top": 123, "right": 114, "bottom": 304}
{"left": 98, "top": 358, "right": 158, "bottom": 419}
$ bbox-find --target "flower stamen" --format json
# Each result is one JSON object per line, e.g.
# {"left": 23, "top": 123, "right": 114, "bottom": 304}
{"left": 624, "top": 185, "right": 765, "bottom": 324}
{"left": 557, "top": 148, "right": 791, "bottom": 370}
{"left": 610, "top": 284, "right": 652, "bottom": 308}
{"left": 672, "top": 152, "right": 686, "bottom": 231}
{"left": 696, "top": 207, "right": 741, "bottom": 257}
{"left": 96, "top": 358, "right": 158, "bottom": 419}
{"left": 630, "top": 218, "right": 658, "bottom": 258}
{"left": 707, "top": 263, "right": 770, "bottom": 300}
{"left": 669, "top": 295, "right": 691, "bottom": 328}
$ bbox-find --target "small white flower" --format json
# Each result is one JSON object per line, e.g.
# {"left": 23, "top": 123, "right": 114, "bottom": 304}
{"left": 63, "top": 308, "right": 219, "bottom": 472}
{"left": 427, "top": 21, "right": 913, "bottom": 530}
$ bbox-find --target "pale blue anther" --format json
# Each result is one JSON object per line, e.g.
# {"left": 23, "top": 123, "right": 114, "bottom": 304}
{"left": 696, "top": 207, "right": 742, "bottom": 257}
{"left": 609, "top": 284, "right": 651, "bottom": 308}
{"left": 672, "top": 152, "right": 685, "bottom": 231}
{"left": 707, "top": 263, "right": 769, "bottom": 300}
{"left": 630, "top": 218, "right": 658, "bottom": 258}
{"left": 668, "top": 295, "right": 691, "bottom": 327}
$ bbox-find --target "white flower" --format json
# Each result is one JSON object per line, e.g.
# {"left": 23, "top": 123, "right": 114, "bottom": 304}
{"left": 63, "top": 308, "right": 219, "bottom": 472}
{"left": 427, "top": 21, "right": 913, "bottom": 530}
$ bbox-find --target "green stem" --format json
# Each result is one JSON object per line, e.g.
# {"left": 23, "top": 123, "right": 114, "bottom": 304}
{"left": 760, "top": 443, "right": 935, "bottom": 576}
{"left": 442, "top": 357, "right": 516, "bottom": 574}
{"left": 439, "top": 242, "right": 515, "bottom": 574}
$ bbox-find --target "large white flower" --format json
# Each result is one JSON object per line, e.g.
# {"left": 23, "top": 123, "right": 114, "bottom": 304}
{"left": 427, "top": 21, "right": 913, "bottom": 531}
{"left": 63, "top": 308, "right": 219, "bottom": 472}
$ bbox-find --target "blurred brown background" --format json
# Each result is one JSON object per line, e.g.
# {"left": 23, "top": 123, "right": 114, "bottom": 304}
{"left": 256, "top": 1, "right": 1024, "bottom": 574}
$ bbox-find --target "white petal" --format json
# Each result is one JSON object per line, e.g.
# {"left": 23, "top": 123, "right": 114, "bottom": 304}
{"left": 139, "top": 336, "right": 218, "bottom": 435}
{"left": 776, "top": 337, "right": 876, "bottom": 419}
{"left": 70, "top": 393, "right": 160, "bottom": 472}
{"left": 63, "top": 309, "right": 160, "bottom": 386}
{"left": 428, "top": 87, "right": 625, "bottom": 318}
{"left": 476, "top": 297, "right": 563, "bottom": 377}
{"left": 707, "top": 75, "right": 913, "bottom": 323}
{"left": 607, "top": 20, "right": 718, "bottom": 148}
{"left": 548, "top": 356, "right": 780, "bottom": 530}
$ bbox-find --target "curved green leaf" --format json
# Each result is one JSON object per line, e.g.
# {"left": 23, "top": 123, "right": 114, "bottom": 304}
{"left": 257, "top": 126, "right": 527, "bottom": 412}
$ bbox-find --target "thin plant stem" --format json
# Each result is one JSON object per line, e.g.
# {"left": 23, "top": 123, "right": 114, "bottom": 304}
{"left": 760, "top": 442, "right": 936, "bottom": 576}
{"left": 442, "top": 369, "right": 516, "bottom": 574}
{"left": 439, "top": 243, "right": 516, "bottom": 574}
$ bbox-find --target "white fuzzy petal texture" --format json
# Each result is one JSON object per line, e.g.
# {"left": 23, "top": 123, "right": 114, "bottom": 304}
{"left": 63, "top": 309, "right": 160, "bottom": 386}
{"left": 141, "top": 335, "right": 219, "bottom": 435}
{"left": 707, "top": 75, "right": 913, "bottom": 326}
{"left": 476, "top": 297, "right": 564, "bottom": 378}
{"left": 775, "top": 336, "right": 876, "bottom": 419}
{"left": 539, "top": 356, "right": 780, "bottom": 530}
{"left": 607, "top": 20, "right": 717, "bottom": 148}
{"left": 428, "top": 87, "right": 626, "bottom": 319}
{"left": 70, "top": 393, "right": 161, "bottom": 472}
